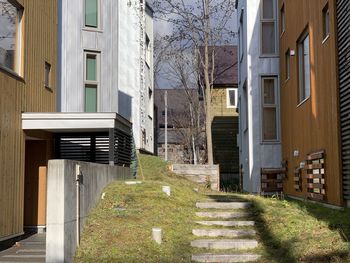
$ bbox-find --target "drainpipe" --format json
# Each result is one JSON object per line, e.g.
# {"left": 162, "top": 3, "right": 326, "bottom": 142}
{"left": 165, "top": 91, "right": 168, "bottom": 161}
{"left": 75, "top": 165, "right": 81, "bottom": 247}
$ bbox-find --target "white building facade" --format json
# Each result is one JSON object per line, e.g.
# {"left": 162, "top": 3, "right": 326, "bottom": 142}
{"left": 237, "top": 0, "right": 282, "bottom": 193}
{"left": 58, "top": 0, "right": 154, "bottom": 153}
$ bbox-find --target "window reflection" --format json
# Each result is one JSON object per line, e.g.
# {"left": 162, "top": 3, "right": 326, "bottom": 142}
{"left": 0, "top": 0, "right": 20, "bottom": 72}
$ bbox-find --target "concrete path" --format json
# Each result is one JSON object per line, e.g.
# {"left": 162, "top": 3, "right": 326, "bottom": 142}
{"left": 191, "top": 197, "right": 261, "bottom": 262}
{"left": 0, "top": 233, "right": 45, "bottom": 263}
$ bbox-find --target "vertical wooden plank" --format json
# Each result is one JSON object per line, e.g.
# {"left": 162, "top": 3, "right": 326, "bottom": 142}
{"left": 279, "top": 0, "right": 343, "bottom": 206}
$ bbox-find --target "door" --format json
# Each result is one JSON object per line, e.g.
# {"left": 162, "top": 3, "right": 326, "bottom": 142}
{"left": 24, "top": 140, "right": 48, "bottom": 227}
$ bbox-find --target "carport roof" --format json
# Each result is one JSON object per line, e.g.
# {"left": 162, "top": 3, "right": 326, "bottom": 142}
{"left": 22, "top": 112, "right": 131, "bottom": 133}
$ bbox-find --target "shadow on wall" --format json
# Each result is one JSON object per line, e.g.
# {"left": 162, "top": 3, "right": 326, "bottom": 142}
{"left": 118, "top": 91, "right": 132, "bottom": 121}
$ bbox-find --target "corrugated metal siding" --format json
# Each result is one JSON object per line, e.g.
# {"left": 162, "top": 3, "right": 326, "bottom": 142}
{"left": 337, "top": 0, "right": 350, "bottom": 200}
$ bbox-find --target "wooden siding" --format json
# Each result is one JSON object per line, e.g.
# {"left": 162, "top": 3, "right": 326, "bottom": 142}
{"left": 279, "top": 0, "right": 343, "bottom": 206}
{"left": 210, "top": 86, "right": 238, "bottom": 119}
{"left": 0, "top": 0, "right": 57, "bottom": 239}
{"left": 336, "top": 0, "right": 350, "bottom": 200}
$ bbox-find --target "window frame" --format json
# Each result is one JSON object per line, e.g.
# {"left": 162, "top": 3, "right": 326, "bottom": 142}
{"left": 0, "top": 0, "right": 24, "bottom": 77}
{"left": 261, "top": 76, "right": 279, "bottom": 143}
{"left": 322, "top": 3, "right": 330, "bottom": 42}
{"left": 260, "top": 0, "right": 277, "bottom": 56}
{"left": 44, "top": 61, "right": 52, "bottom": 89}
{"left": 297, "top": 30, "right": 311, "bottom": 105}
{"left": 285, "top": 49, "right": 290, "bottom": 81}
{"left": 239, "top": 9, "right": 244, "bottom": 62}
{"left": 227, "top": 88, "right": 238, "bottom": 108}
{"left": 280, "top": 3, "right": 285, "bottom": 37}
{"left": 84, "top": 0, "right": 101, "bottom": 30}
{"left": 243, "top": 81, "right": 248, "bottom": 132}
{"left": 84, "top": 51, "right": 100, "bottom": 112}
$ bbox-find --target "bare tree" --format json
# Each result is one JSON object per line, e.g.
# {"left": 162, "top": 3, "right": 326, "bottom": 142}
{"left": 153, "top": 0, "right": 236, "bottom": 165}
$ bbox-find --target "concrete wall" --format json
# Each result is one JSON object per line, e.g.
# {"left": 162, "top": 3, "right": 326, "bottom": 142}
{"left": 46, "top": 160, "right": 131, "bottom": 263}
{"left": 171, "top": 164, "right": 220, "bottom": 191}
{"left": 237, "top": 0, "right": 282, "bottom": 193}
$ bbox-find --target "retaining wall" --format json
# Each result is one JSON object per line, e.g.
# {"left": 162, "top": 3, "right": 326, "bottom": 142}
{"left": 171, "top": 164, "right": 220, "bottom": 191}
{"left": 46, "top": 159, "right": 131, "bottom": 263}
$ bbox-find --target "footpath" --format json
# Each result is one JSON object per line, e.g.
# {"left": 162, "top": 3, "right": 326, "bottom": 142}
{"left": 191, "top": 195, "right": 261, "bottom": 262}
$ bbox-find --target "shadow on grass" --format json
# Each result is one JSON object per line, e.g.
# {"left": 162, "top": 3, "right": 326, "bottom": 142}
{"left": 250, "top": 199, "right": 297, "bottom": 263}
{"left": 288, "top": 198, "right": 350, "bottom": 243}
{"left": 205, "top": 194, "right": 296, "bottom": 262}
{"left": 206, "top": 194, "right": 350, "bottom": 263}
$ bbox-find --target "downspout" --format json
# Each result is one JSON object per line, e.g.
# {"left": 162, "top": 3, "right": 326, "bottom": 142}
{"left": 75, "top": 165, "right": 81, "bottom": 247}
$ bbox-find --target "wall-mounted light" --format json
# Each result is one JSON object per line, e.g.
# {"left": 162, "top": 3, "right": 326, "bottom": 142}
{"left": 293, "top": 150, "right": 299, "bottom": 157}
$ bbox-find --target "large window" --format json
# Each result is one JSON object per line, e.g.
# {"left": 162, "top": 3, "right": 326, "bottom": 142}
{"left": 227, "top": 88, "right": 238, "bottom": 108}
{"left": 0, "top": 0, "right": 23, "bottom": 75}
{"left": 298, "top": 32, "right": 311, "bottom": 103}
{"left": 84, "top": 52, "right": 99, "bottom": 112}
{"left": 262, "top": 77, "right": 278, "bottom": 141}
{"left": 85, "top": 0, "right": 99, "bottom": 28}
{"left": 261, "top": 0, "right": 276, "bottom": 55}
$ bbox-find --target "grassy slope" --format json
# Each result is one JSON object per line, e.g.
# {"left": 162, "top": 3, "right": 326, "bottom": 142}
{"left": 75, "top": 155, "right": 350, "bottom": 262}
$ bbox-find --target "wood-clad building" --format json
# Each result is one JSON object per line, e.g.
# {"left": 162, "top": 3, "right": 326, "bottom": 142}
{"left": 336, "top": 0, "right": 350, "bottom": 206}
{"left": 279, "top": 0, "right": 343, "bottom": 206}
{"left": 0, "top": 0, "right": 57, "bottom": 240}
{"left": 206, "top": 46, "right": 240, "bottom": 188}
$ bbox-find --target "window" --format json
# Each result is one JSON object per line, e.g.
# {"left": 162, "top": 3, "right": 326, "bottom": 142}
{"left": 0, "top": 0, "right": 23, "bottom": 75}
{"left": 239, "top": 11, "right": 244, "bottom": 60}
{"left": 159, "top": 124, "right": 174, "bottom": 129}
{"left": 280, "top": 4, "right": 285, "bottom": 35}
{"left": 243, "top": 81, "right": 248, "bottom": 132}
{"left": 45, "top": 62, "right": 51, "bottom": 88}
{"left": 84, "top": 52, "right": 99, "bottom": 112}
{"left": 85, "top": 0, "right": 99, "bottom": 28}
{"left": 148, "top": 88, "right": 153, "bottom": 116}
{"left": 146, "top": 35, "right": 151, "bottom": 67}
{"left": 262, "top": 77, "right": 278, "bottom": 141}
{"left": 298, "top": 32, "right": 311, "bottom": 103}
{"left": 322, "top": 3, "right": 330, "bottom": 41}
{"left": 285, "top": 49, "right": 290, "bottom": 81}
{"left": 227, "top": 88, "right": 238, "bottom": 108}
{"left": 261, "top": 0, "right": 276, "bottom": 55}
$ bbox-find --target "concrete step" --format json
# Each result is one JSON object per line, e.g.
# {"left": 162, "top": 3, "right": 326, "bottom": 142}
{"left": 191, "top": 253, "right": 261, "bottom": 262}
{"left": 195, "top": 221, "right": 255, "bottom": 227}
{"left": 172, "top": 169, "right": 216, "bottom": 176}
{"left": 196, "top": 202, "right": 251, "bottom": 210}
{"left": 191, "top": 239, "right": 258, "bottom": 250}
{"left": 192, "top": 229, "right": 256, "bottom": 237}
{"left": 196, "top": 212, "right": 250, "bottom": 219}
{"left": 125, "top": 181, "right": 142, "bottom": 185}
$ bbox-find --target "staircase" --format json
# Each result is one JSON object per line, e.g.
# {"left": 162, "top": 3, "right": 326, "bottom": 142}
{"left": 191, "top": 196, "right": 261, "bottom": 262}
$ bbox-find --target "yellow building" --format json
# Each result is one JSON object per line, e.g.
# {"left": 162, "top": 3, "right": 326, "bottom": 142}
{"left": 0, "top": 0, "right": 57, "bottom": 240}
{"left": 205, "top": 46, "right": 239, "bottom": 189}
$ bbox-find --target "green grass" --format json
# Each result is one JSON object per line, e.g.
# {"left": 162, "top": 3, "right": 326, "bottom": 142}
{"left": 75, "top": 155, "right": 350, "bottom": 262}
